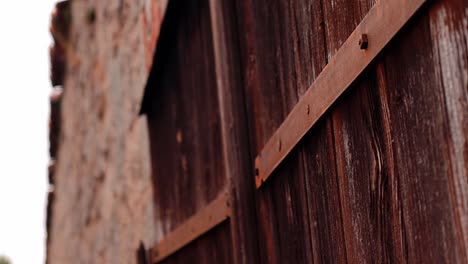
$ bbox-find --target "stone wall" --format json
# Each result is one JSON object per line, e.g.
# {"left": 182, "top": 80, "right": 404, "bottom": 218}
{"left": 47, "top": 1, "right": 167, "bottom": 263}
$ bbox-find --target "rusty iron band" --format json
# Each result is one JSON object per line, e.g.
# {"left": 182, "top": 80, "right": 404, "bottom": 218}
{"left": 255, "top": 0, "right": 428, "bottom": 188}
{"left": 150, "top": 192, "right": 231, "bottom": 263}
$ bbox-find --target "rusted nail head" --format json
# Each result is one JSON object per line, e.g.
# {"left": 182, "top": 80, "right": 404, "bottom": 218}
{"left": 358, "top": 34, "right": 368, "bottom": 49}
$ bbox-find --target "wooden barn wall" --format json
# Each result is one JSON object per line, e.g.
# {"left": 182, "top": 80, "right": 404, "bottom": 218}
{"left": 145, "top": 0, "right": 233, "bottom": 262}
{"left": 144, "top": 0, "right": 467, "bottom": 262}
{"left": 229, "top": 0, "right": 467, "bottom": 263}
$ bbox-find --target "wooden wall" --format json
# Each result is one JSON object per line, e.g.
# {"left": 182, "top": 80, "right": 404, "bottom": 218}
{"left": 142, "top": 0, "right": 467, "bottom": 262}
{"left": 144, "top": 0, "right": 233, "bottom": 262}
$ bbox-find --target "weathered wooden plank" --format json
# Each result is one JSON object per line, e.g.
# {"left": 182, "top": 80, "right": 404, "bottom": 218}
{"left": 428, "top": 0, "right": 468, "bottom": 257}
{"left": 301, "top": 118, "right": 348, "bottom": 263}
{"left": 319, "top": 0, "right": 408, "bottom": 262}
{"left": 256, "top": 153, "right": 314, "bottom": 263}
{"left": 150, "top": 192, "right": 231, "bottom": 263}
{"left": 243, "top": 0, "right": 329, "bottom": 262}
{"left": 332, "top": 74, "right": 404, "bottom": 263}
{"left": 143, "top": 1, "right": 235, "bottom": 263}
{"left": 372, "top": 4, "right": 468, "bottom": 261}
{"left": 145, "top": 0, "right": 226, "bottom": 230}
{"left": 142, "top": 0, "right": 468, "bottom": 263}
{"left": 208, "top": 0, "right": 260, "bottom": 263}
{"left": 255, "top": 0, "right": 428, "bottom": 187}
{"left": 300, "top": 0, "right": 374, "bottom": 262}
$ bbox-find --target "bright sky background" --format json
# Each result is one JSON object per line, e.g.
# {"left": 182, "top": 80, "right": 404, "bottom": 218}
{"left": 0, "top": 1, "right": 59, "bottom": 263}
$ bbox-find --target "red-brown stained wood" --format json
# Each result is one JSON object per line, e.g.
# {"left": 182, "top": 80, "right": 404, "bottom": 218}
{"left": 300, "top": 119, "right": 348, "bottom": 263}
{"left": 373, "top": 5, "right": 467, "bottom": 261}
{"left": 143, "top": 1, "right": 236, "bottom": 263}
{"left": 254, "top": 0, "right": 428, "bottom": 186}
{"left": 428, "top": 0, "right": 468, "bottom": 257}
{"left": 140, "top": 0, "right": 467, "bottom": 263}
{"left": 331, "top": 73, "right": 404, "bottom": 263}
{"left": 241, "top": 0, "right": 329, "bottom": 262}
{"left": 263, "top": 153, "right": 313, "bottom": 263}
{"left": 308, "top": 1, "right": 379, "bottom": 262}
{"left": 321, "top": 0, "right": 397, "bottom": 262}
{"left": 145, "top": 0, "right": 226, "bottom": 230}
{"left": 209, "top": 0, "right": 261, "bottom": 263}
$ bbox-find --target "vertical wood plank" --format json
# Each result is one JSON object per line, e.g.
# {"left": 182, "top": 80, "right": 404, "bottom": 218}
{"left": 301, "top": 118, "right": 348, "bottom": 263}
{"left": 428, "top": 0, "right": 468, "bottom": 257}
{"left": 241, "top": 0, "right": 331, "bottom": 262}
{"left": 208, "top": 0, "right": 260, "bottom": 263}
{"left": 296, "top": 0, "right": 350, "bottom": 262}
{"left": 374, "top": 6, "right": 467, "bottom": 261}
{"left": 319, "top": 0, "right": 402, "bottom": 262}
{"left": 146, "top": 0, "right": 225, "bottom": 231}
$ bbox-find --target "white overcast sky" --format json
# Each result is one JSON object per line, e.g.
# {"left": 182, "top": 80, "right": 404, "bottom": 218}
{"left": 0, "top": 1, "right": 59, "bottom": 263}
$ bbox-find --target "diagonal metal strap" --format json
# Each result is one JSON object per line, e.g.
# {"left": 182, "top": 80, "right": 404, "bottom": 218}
{"left": 150, "top": 192, "right": 231, "bottom": 263}
{"left": 255, "top": 0, "right": 428, "bottom": 188}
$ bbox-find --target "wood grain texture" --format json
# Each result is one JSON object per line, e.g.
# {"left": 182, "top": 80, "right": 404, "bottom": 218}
{"left": 301, "top": 119, "right": 348, "bottom": 263}
{"left": 255, "top": 0, "right": 428, "bottom": 187}
{"left": 373, "top": 5, "right": 467, "bottom": 261}
{"left": 144, "top": 1, "right": 233, "bottom": 263}
{"left": 145, "top": 0, "right": 226, "bottom": 230}
{"left": 428, "top": 0, "right": 468, "bottom": 257}
{"left": 242, "top": 0, "right": 329, "bottom": 262}
{"left": 209, "top": 0, "right": 260, "bottom": 263}
{"left": 331, "top": 72, "right": 404, "bottom": 263}
{"left": 245, "top": 0, "right": 467, "bottom": 262}
{"left": 141, "top": 0, "right": 467, "bottom": 263}
{"left": 321, "top": 0, "right": 406, "bottom": 262}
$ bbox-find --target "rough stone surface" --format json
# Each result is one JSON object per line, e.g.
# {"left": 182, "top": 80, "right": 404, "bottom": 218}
{"left": 47, "top": 0, "right": 167, "bottom": 263}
